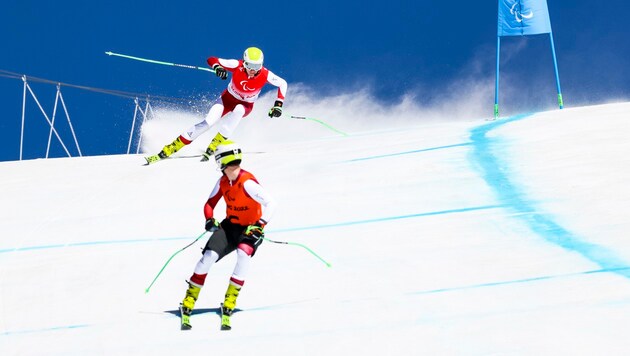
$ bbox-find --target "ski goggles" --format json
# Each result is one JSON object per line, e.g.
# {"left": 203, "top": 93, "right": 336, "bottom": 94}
{"left": 243, "top": 61, "right": 262, "bottom": 72}
{"left": 215, "top": 148, "right": 243, "bottom": 170}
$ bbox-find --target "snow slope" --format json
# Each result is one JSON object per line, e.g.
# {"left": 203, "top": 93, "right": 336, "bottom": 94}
{"left": 1, "top": 102, "right": 630, "bottom": 355}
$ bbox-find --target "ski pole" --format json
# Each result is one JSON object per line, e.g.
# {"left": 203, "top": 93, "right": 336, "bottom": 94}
{"left": 262, "top": 236, "right": 332, "bottom": 267}
{"left": 145, "top": 231, "right": 208, "bottom": 293}
{"left": 106, "top": 51, "right": 214, "bottom": 73}
{"left": 289, "top": 115, "right": 348, "bottom": 137}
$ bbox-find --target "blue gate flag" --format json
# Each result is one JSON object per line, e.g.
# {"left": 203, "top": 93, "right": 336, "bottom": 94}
{"left": 498, "top": 0, "right": 552, "bottom": 36}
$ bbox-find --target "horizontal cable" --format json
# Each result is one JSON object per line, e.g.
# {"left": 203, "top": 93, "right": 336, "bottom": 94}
{"left": 0, "top": 69, "right": 188, "bottom": 103}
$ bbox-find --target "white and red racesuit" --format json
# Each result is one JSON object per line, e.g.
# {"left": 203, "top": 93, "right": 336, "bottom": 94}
{"left": 178, "top": 57, "right": 288, "bottom": 144}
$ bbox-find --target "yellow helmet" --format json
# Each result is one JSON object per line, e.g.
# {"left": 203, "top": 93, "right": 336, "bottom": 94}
{"left": 243, "top": 47, "right": 264, "bottom": 72}
{"left": 214, "top": 140, "right": 242, "bottom": 170}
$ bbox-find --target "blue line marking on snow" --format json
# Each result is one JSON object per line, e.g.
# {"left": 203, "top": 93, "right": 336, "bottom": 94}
{"left": 470, "top": 114, "right": 630, "bottom": 279}
{"left": 0, "top": 324, "right": 90, "bottom": 336}
{"left": 0, "top": 237, "right": 190, "bottom": 254}
{"left": 347, "top": 142, "right": 472, "bottom": 162}
{"left": 270, "top": 205, "right": 503, "bottom": 233}
{"left": 410, "top": 266, "right": 630, "bottom": 295}
{"left": 0, "top": 206, "right": 502, "bottom": 254}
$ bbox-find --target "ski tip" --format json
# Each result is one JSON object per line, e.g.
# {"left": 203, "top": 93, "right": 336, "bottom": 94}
{"left": 144, "top": 154, "right": 164, "bottom": 165}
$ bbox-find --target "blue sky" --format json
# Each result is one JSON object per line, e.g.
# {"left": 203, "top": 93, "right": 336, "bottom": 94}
{"left": 1, "top": 0, "right": 629, "bottom": 161}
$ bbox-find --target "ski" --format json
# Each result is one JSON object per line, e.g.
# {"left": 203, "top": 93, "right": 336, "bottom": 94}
{"left": 144, "top": 151, "right": 265, "bottom": 165}
{"left": 144, "top": 152, "right": 168, "bottom": 165}
{"left": 179, "top": 304, "right": 192, "bottom": 330}
{"left": 144, "top": 155, "right": 161, "bottom": 165}
{"left": 220, "top": 304, "right": 232, "bottom": 330}
{"left": 143, "top": 154, "right": 202, "bottom": 165}
{"left": 200, "top": 152, "right": 212, "bottom": 162}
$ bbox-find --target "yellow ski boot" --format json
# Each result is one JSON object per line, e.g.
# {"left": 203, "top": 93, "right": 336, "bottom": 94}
{"left": 144, "top": 136, "right": 187, "bottom": 165}
{"left": 162, "top": 136, "right": 187, "bottom": 157}
{"left": 201, "top": 133, "right": 227, "bottom": 162}
{"left": 179, "top": 282, "right": 201, "bottom": 329}
{"left": 221, "top": 282, "right": 241, "bottom": 330}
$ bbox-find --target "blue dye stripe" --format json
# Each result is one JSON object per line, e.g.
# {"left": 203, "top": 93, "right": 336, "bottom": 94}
{"left": 0, "top": 236, "right": 189, "bottom": 254}
{"left": 470, "top": 114, "right": 630, "bottom": 278}
{"left": 410, "top": 266, "right": 630, "bottom": 296}
{"left": 0, "top": 206, "right": 502, "bottom": 254}
{"left": 0, "top": 324, "right": 89, "bottom": 336}
{"left": 270, "top": 205, "right": 504, "bottom": 233}
{"left": 346, "top": 142, "right": 472, "bottom": 162}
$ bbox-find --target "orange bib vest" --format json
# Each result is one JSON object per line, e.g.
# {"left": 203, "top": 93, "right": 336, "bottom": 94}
{"left": 220, "top": 170, "right": 262, "bottom": 226}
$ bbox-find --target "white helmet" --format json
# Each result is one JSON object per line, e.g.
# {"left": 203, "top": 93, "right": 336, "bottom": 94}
{"left": 214, "top": 140, "right": 242, "bottom": 170}
{"left": 243, "top": 47, "right": 264, "bottom": 72}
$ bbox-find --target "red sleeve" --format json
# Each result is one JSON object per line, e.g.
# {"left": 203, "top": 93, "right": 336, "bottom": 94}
{"left": 207, "top": 57, "right": 220, "bottom": 68}
{"left": 203, "top": 192, "right": 222, "bottom": 219}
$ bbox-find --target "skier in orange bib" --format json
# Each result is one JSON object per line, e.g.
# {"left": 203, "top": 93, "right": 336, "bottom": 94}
{"left": 179, "top": 140, "right": 277, "bottom": 329}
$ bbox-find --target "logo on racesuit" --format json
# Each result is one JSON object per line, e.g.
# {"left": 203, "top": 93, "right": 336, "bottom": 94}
{"left": 510, "top": 2, "right": 533, "bottom": 22}
{"left": 240, "top": 81, "right": 256, "bottom": 92}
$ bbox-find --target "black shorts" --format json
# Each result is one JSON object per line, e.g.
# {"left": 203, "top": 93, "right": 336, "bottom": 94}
{"left": 202, "top": 220, "right": 263, "bottom": 260}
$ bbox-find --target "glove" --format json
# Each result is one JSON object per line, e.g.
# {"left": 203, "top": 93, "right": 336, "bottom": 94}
{"left": 244, "top": 219, "right": 266, "bottom": 240}
{"left": 205, "top": 218, "right": 220, "bottom": 232}
{"left": 243, "top": 224, "right": 264, "bottom": 248}
{"left": 268, "top": 100, "right": 283, "bottom": 118}
{"left": 213, "top": 65, "right": 228, "bottom": 80}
